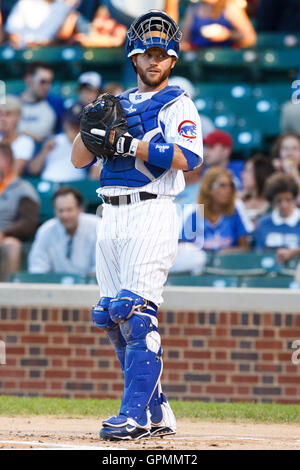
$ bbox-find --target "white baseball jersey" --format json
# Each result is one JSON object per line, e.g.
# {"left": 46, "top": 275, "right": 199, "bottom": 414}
{"left": 97, "top": 90, "right": 203, "bottom": 197}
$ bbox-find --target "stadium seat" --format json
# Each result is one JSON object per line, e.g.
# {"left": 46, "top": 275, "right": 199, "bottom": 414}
{"left": 259, "top": 49, "right": 300, "bottom": 79}
{"left": 166, "top": 273, "right": 239, "bottom": 288}
{"left": 279, "top": 257, "right": 300, "bottom": 276}
{"left": 252, "top": 83, "right": 290, "bottom": 104}
{"left": 81, "top": 47, "right": 125, "bottom": 81}
{"left": 82, "top": 47, "right": 123, "bottom": 64}
{"left": 20, "top": 242, "right": 33, "bottom": 271}
{"left": 10, "top": 272, "right": 87, "bottom": 284}
{"left": 5, "top": 79, "right": 24, "bottom": 94}
{"left": 51, "top": 81, "right": 78, "bottom": 100}
{"left": 205, "top": 252, "right": 281, "bottom": 276}
{"left": 194, "top": 96, "right": 215, "bottom": 114}
{"left": 200, "top": 48, "right": 259, "bottom": 81}
{"left": 240, "top": 276, "right": 300, "bottom": 289}
{"left": 25, "top": 178, "right": 59, "bottom": 223}
{"left": 256, "top": 33, "right": 300, "bottom": 49}
{"left": 61, "top": 180, "right": 102, "bottom": 209}
{"left": 86, "top": 274, "right": 98, "bottom": 284}
{"left": 195, "top": 83, "right": 252, "bottom": 101}
{"left": 20, "top": 46, "right": 83, "bottom": 64}
{"left": 230, "top": 129, "right": 263, "bottom": 157}
{"left": 0, "top": 46, "right": 22, "bottom": 78}
{"left": 212, "top": 113, "right": 237, "bottom": 132}
{"left": 235, "top": 99, "right": 280, "bottom": 137}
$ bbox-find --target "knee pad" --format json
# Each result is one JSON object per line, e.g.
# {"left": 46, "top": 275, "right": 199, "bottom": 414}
{"left": 109, "top": 289, "right": 156, "bottom": 324}
{"left": 92, "top": 297, "right": 116, "bottom": 330}
{"left": 120, "top": 313, "right": 161, "bottom": 357}
{"left": 92, "top": 297, "right": 126, "bottom": 370}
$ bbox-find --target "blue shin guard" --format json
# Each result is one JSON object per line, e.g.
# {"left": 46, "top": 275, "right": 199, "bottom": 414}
{"left": 119, "top": 313, "right": 162, "bottom": 427}
{"left": 103, "top": 291, "right": 162, "bottom": 430}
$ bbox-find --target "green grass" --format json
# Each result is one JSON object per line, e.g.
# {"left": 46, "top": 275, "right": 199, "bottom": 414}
{"left": 0, "top": 396, "right": 300, "bottom": 423}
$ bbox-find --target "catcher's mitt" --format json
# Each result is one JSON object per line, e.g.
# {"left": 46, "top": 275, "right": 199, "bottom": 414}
{"left": 80, "top": 93, "right": 128, "bottom": 159}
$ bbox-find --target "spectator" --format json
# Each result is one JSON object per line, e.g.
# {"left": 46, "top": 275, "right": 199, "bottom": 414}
{"left": 5, "top": 0, "right": 80, "bottom": 49}
{"left": 28, "top": 186, "right": 99, "bottom": 275}
{"left": 203, "top": 129, "right": 244, "bottom": 190}
{"left": 73, "top": 5, "right": 127, "bottom": 47}
{"left": 103, "top": 81, "right": 125, "bottom": 96}
{"left": 0, "top": 95, "right": 35, "bottom": 176}
{"left": 77, "top": 71, "right": 102, "bottom": 105}
{"left": 181, "top": 167, "right": 251, "bottom": 252}
{"left": 64, "top": 71, "right": 102, "bottom": 109}
{"left": 0, "top": 143, "right": 40, "bottom": 281}
{"left": 281, "top": 101, "right": 300, "bottom": 136}
{"left": 1, "top": 1, "right": 18, "bottom": 21}
{"left": 76, "top": 0, "right": 100, "bottom": 22}
{"left": 174, "top": 165, "right": 204, "bottom": 208}
{"left": 240, "top": 154, "right": 275, "bottom": 225}
{"left": 256, "top": 0, "right": 300, "bottom": 32}
{"left": 19, "top": 62, "right": 64, "bottom": 143}
{"left": 280, "top": 69, "right": 300, "bottom": 135}
{"left": 255, "top": 173, "right": 300, "bottom": 261}
{"left": 103, "top": 0, "right": 179, "bottom": 27}
{"left": 181, "top": 0, "right": 256, "bottom": 50}
{"left": 270, "top": 132, "right": 300, "bottom": 187}
{"left": 28, "top": 103, "right": 88, "bottom": 182}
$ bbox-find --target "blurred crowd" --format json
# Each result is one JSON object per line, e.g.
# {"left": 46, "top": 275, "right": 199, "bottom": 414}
{"left": 0, "top": 0, "right": 299, "bottom": 50}
{"left": 1, "top": 0, "right": 300, "bottom": 283}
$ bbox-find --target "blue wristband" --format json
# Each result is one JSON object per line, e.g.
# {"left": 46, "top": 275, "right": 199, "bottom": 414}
{"left": 148, "top": 143, "right": 174, "bottom": 170}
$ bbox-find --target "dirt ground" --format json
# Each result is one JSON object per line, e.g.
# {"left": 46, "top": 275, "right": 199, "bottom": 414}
{"left": 0, "top": 416, "right": 300, "bottom": 450}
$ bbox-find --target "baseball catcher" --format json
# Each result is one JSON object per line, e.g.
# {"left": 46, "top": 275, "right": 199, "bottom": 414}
{"left": 72, "top": 9, "right": 203, "bottom": 442}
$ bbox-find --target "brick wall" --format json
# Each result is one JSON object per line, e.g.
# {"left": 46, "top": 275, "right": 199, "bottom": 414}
{"left": 1, "top": 303, "right": 300, "bottom": 403}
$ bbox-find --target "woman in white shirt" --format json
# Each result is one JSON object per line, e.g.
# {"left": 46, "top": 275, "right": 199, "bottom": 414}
{"left": 0, "top": 95, "right": 35, "bottom": 176}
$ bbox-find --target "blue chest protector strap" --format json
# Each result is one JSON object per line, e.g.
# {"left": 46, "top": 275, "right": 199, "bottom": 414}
{"left": 99, "top": 86, "right": 185, "bottom": 188}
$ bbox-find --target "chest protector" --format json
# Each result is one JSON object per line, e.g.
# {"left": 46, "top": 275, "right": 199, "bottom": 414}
{"left": 99, "top": 85, "right": 184, "bottom": 188}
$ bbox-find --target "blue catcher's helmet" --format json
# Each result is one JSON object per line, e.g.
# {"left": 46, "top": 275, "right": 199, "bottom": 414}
{"left": 126, "top": 10, "right": 182, "bottom": 59}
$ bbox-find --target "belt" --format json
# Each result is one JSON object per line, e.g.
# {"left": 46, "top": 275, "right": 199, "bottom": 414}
{"left": 101, "top": 192, "right": 158, "bottom": 206}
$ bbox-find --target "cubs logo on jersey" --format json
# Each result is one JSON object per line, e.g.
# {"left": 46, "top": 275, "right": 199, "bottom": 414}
{"left": 178, "top": 120, "right": 197, "bottom": 141}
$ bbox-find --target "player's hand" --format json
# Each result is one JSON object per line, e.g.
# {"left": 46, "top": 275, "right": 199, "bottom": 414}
{"left": 90, "top": 129, "right": 138, "bottom": 157}
{"left": 200, "top": 24, "right": 231, "bottom": 42}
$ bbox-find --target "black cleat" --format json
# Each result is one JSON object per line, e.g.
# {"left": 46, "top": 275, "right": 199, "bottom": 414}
{"left": 150, "top": 426, "right": 176, "bottom": 438}
{"left": 100, "top": 424, "right": 150, "bottom": 441}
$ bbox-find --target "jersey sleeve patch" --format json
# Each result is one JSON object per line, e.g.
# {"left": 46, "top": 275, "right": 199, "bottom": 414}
{"left": 178, "top": 120, "right": 197, "bottom": 140}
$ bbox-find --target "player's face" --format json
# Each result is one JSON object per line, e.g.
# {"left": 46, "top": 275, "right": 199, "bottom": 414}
{"left": 132, "top": 47, "right": 177, "bottom": 91}
{"left": 273, "top": 191, "right": 295, "bottom": 219}
{"left": 54, "top": 194, "right": 82, "bottom": 234}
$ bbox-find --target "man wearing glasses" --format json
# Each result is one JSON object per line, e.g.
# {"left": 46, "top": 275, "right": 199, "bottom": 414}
{"left": 18, "top": 61, "right": 64, "bottom": 144}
